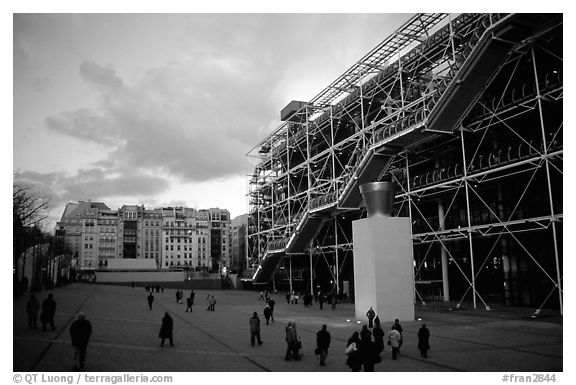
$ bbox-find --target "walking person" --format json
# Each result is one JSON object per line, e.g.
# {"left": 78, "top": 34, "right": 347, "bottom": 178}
{"left": 357, "top": 329, "right": 379, "bottom": 371}
{"left": 388, "top": 328, "right": 401, "bottom": 360}
{"left": 418, "top": 323, "right": 430, "bottom": 358}
{"left": 263, "top": 303, "right": 272, "bottom": 325}
{"left": 360, "top": 325, "right": 372, "bottom": 341}
{"left": 330, "top": 293, "right": 337, "bottom": 310}
{"left": 190, "top": 290, "right": 195, "bottom": 306}
{"left": 366, "top": 307, "right": 376, "bottom": 328}
{"left": 373, "top": 323, "right": 385, "bottom": 354}
{"left": 147, "top": 292, "right": 154, "bottom": 310}
{"left": 26, "top": 294, "right": 39, "bottom": 329}
{"left": 158, "top": 312, "right": 174, "bottom": 347}
{"left": 186, "top": 296, "right": 193, "bottom": 312}
{"left": 391, "top": 319, "right": 404, "bottom": 352}
{"left": 41, "top": 293, "right": 56, "bottom": 331}
{"left": 249, "top": 312, "right": 263, "bottom": 346}
{"left": 267, "top": 298, "right": 275, "bottom": 323}
{"left": 318, "top": 293, "right": 324, "bottom": 310}
{"left": 285, "top": 322, "right": 300, "bottom": 361}
{"left": 345, "top": 331, "right": 361, "bottom": 372}
{"left": 315, "top": 324, "right": 331, "bottom": 366}
{"left": 69, "top": 312, "right": 92, "bottom": 371}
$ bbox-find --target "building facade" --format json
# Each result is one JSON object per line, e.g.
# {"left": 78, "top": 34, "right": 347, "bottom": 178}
{"left": 231, "top": 214, "right": 249, "bottom": 275}
{"left": 56, "top": 202, "right": 232, "bottom": 272}
{"left": 247, "top": 13, "right": 563, "bottom": 312}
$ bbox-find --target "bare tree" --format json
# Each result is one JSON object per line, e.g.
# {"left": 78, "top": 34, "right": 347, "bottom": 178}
{"left": 13, "top": 181, "right": 50, "bottom": 294}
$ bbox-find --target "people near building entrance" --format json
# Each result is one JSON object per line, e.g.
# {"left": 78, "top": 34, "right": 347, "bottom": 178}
{"left": 345, "top": 331, "right": 361, "bottom": 371}
{"left": 41, "top": 293, "right": 56, "bottom": 331}
{"left": 267, "top": 298, "right": 275, "bottom": 322}
{"left": 391, "top": 319, "right": 403, "bottom": 351}
{"left": 26, "top": 294, "right": 39, "bottom": 329}
{"left": 318, "top": 293, "right": 325, "bottom": 310}
{"left": 417, "top": 323, "right": 431, "bottom": 358}
{"left": 147, "top": 292, "right": 154, "bottom": 310}
{"left": 366, "top": 307, "right": 376, "bottom": 328}
{"left": 249, "top": 312, "right": 263, "bottom": 346}
{"left": 331, "top": 292, "right": 337, "bottom": 310}
{"left": 388, "top": 328, "right": 402, "bottom": 360}
{"left": 263, "top": 304, "right": 272, "bottom": 325}
{"left": 69, "top": 312, "right": 92, "bottom": 371}
{"left": 372, "top": 323, "right": 385, "bottom": 354}
{"left": 285, "top": 322, "right": 300, "bottom": 361}
{"left": 159, "top": 312, "right": 174, "bottom": 347}
{"left": 315, "top": 324, "right": 331, "bottom": 366}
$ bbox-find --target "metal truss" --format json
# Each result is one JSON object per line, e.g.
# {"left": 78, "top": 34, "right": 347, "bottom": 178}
{"left": 246, "top": 13, "right": 563, "bottom": 313}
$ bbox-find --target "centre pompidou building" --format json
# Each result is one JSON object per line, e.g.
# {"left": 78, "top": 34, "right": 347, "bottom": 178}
{"left": 246, "top": 13, "right": 563, "bottom": 313}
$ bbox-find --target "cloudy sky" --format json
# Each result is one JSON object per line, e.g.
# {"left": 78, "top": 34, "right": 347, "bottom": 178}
{"left": 13, "top": 9, "right": 413, "bottom": 229}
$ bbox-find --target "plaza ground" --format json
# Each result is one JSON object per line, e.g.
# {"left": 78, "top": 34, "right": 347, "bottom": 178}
{"left": 13, "top": 283, "right": 563, "bottom": 372}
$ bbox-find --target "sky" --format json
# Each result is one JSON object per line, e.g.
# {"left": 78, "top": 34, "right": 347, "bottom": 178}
{"left": 12, "top": 9, "right": 413, "bottom": 230}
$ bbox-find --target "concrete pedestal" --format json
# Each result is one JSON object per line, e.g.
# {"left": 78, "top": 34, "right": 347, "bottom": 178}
{"left": 352, "top": 216, "right": 414, "bottom": 323}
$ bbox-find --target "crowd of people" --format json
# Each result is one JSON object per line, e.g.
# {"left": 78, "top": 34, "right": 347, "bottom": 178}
{"left": 22, "top": 286, "right": 431, "bottom": 372}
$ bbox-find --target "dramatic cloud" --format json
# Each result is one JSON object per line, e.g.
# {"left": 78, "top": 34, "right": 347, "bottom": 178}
{"left": 15, "top": 168, "right": 172, "bottom": 225}
{"left": 13, "top": 13, "right": 412, "bottom": 229}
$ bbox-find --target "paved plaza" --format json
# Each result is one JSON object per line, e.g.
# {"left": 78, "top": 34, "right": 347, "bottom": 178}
{"left": 13, "top": 283, "right": 563, "bottom": 372}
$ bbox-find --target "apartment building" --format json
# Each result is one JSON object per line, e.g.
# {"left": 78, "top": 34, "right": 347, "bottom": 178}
{"left": 57, "top": 201, "right": 232, "bottom": 272}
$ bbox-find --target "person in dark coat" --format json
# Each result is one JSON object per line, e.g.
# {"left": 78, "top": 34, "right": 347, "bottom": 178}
{"left": 41, "top": 293, "right": 56, "bottom": 331}
{"left": 159, "top": 312, "right": 174, "bottom": 347}
{"left": 267, "top": 298, "right": 275, "bottom": 322}
{"left": 249, "top": 312, "right": 263, "bottom": 346}
{"left": 69, "top": 312, "right": 92, "bottom": 371}
{"left": 391, "top": 319, "right": 403, "bottom": 351}
{"left": 285, "top": 322, "right": 300, "bottom": 360}
{"left": 374, "top": 315, "right": 381, "bottom": 328}
{"left": 186, "top": 296, "right": 193, "bottom": 312}
{"left": 318, "top": 293, "right": 325, "bottom": 310}
{"left": 366, "top": 307, "right": 376, "bottom": 328}
{"left": 360, "top": 325, "right": 372, "bottom": 340}
{"left": 147, "top": 292, "right": 154, "bottom": 310}
{"left": 263, "top": 304, "right": 272, "bottom": 325}
{"left": 285, "top": 292, "right": 290, "bottom": 304}
{"left": 26, "top": 294, "right": 39, "bottom": 329}
{"left": 373, "top": 323, "right": 385, "bottom": 354}
{"left": 316, "top": 324, "right": 331, "bottom": 366}
{"left": 190, "top": 290, "right": 195, "bottom": 305}
{"left": 357, "top": 331, "right": 379, "bottom": 372}
{"left": 417, "top": 323, "right": 430, "bottom": 358}
{"left": 345, "top": 331, "right": 361, "bottom": 372}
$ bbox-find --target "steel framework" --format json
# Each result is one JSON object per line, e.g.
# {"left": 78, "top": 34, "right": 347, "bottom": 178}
{"left": 246, "top": 13, "right": 563, "bottom": 312}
